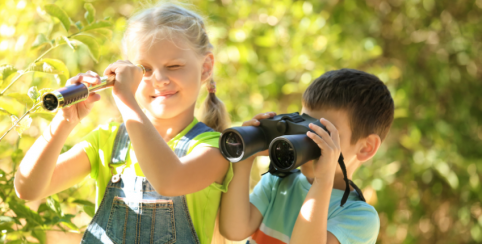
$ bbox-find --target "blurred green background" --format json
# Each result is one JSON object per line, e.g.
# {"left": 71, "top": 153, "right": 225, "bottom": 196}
{"left": 1, "top": 0, "right": 481, "bottom": 243}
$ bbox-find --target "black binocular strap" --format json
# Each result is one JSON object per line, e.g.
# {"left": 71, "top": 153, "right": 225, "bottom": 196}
{"left": 263, "top": 154, "right": 366, "bottom": 207}
{"left": 338, "top": 154, "right": 366, "bottom": 207}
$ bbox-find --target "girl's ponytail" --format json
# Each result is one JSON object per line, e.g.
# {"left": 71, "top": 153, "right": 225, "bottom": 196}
{"left": 200, "top": 79, "right": 230, "bottom": 132}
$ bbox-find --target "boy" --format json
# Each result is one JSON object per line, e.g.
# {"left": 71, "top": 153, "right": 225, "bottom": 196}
{"left": 219, "top": 69, "right": 394, "bottom": 244}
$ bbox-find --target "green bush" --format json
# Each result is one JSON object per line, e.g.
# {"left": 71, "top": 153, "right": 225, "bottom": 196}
{"left": 0, "top": 0, "right": 481, "bottom": 243}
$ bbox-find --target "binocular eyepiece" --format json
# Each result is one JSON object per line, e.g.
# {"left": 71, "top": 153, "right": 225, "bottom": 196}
{"left": 219, "top": 112, "right": 325, "bottom": 172}
{"left": 41, "top": 75, "right": 115, "bottom": 112}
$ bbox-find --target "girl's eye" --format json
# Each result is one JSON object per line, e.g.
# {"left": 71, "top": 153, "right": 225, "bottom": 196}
{"left": 167, "top": 65, "right": 182, "bottom": 69}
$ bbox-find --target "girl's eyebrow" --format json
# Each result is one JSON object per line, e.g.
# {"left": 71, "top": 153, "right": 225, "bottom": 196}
{"left": 166, "top": 58, "right": 187, "bottom": 63}
{"left": 134, "top": 58, "right": 187, "bottom": 64}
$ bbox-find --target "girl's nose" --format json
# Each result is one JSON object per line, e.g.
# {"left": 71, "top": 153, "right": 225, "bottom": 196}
{"left": 152, "top": 69, "right": 170, "bottom": 86}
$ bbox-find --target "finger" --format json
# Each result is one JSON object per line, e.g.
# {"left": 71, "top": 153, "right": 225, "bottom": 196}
{"left": 307, "top": 131, "right": 331, "bottom": 150}
{"left": 86, "top": 70, "right": 99, "bottom": 77}
{"left": 66, "top": 75, "right": 81, "bottom": 86}
{"left": 320, "top": 118, "right": 340, "bottom": 148}
{"left": 85, "top": 92, "right": 101, "bottom": 104}
{"left": 103, "top": 63, "right": 118, "bottom": 77}
{"left": 242, "top": 118, "right": 260, "bottom": 127}
{"left": 86, "top": 70, "right": 101, "bottom": 82}
{"left": 253, "top": 112, "right": 276, "bottom": 120}
{"left": 309, "top": 123, "right": 336, "bottom": 148}
{"left": 81, "top": 75, "right": 102, "bottom": 86}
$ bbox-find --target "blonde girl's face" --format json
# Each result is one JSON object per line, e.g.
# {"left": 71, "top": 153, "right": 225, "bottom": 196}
{"left": 132, "top": 37, "right": 212, "bottom": 120}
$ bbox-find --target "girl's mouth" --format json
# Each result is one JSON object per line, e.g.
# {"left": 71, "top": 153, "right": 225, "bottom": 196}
{"left": 151, "top": 91, "right": 178, "bottom": 101}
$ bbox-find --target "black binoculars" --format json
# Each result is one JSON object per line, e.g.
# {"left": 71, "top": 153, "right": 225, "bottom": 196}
{"left": 219, "top": 112, "right": 327, "bottom": 172}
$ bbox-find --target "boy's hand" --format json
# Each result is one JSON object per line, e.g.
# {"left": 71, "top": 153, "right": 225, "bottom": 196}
{"left": 306, "top": 118, "right": 341, "bottom": 182}
{"left": 241, "top": 112, "right": 276, "bottom": 158}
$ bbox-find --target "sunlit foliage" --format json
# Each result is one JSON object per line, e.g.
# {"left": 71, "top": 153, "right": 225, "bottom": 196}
{"left": 0, "top": 0, "right": 481, "bottom": 243}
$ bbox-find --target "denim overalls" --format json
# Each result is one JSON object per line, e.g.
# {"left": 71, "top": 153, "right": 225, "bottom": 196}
{"left": 81, "top": 122, "right": 214, "bottom": 244}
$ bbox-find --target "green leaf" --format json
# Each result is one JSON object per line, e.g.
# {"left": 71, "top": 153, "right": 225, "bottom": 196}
{"left": 11, "top": 148, "right": 23, "bottom": 164}
{"left": 34, "top": 59, "right": 69, "bottom": 86}
{"left": 39, "top": 88, "right": 55, "bottom": 95}
{"left": 44, "top": 4, "right": 72, "bottom": 32}
{"left": 6, "top": 240, "right": 23, "bottom": 244}
{"left": 62, "top": 36, "right": 75, "bottom": 50}
{"left": 31, "top": 34, "right": 50, "bottom": 49}
{"left": 37, "top": 203, "right": 50, "bottom": 213}
{"left": 61, "top": 221, "right": 79, "bottom": 231}
{"left": 28, "top": 86, "right": 40, "bottom": 102}
{"left": 0, "top": 107, "right": 13, "bottom": 116}
{"left": 83, "top": 205, "right": 95, "bottom": 217}
{"left": 47, "top": 196, "right": 63, "bottom": 216}
{"left": 10, "top": 115, "right": 32, "bottom": 137}
{"left": 30, "top": 111, "right": 54, "bottom": 121}
{"left": 82, "top": 20, "right": 112, "bottom": 32}
{"left": 59, "top": 214, "right": 78, "bottom": 230}
{"left": 6, "top": 93, "right": 34, "bottom": 108}
{"left": 0, "top": 216, "right": 15, "bottom": 229}
{"left": 8, "top": 201, "right": 43, "bottom": 227}
{"left": 75, "top": 21, "right": 83, "bottom": 30}
{"left": 0, "top": 65, "right": 18, "bottom": 87}
{"left": 0, "top": 100, "right": 16, "bottom": 115}
{"left": 84, "top": 3, "right": 95, "bottom": 24}
{"left": 71, "top": 35, "right": 100, "bottom": 62}
{"left": 85, "top": 28, "right": 113, "bottom": 42}
{"left": 29, "top": 62, "right": 62, "bottom": 75}
{"left": 72, "top": 199, "right": 95, "bottom": 207}
{"left": 31, "top": 229, "right": 46, "bottom": 244}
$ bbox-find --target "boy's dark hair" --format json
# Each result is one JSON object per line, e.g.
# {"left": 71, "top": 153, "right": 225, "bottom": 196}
{"left": 302, "top": 69, "right": 394, "bottom": 144}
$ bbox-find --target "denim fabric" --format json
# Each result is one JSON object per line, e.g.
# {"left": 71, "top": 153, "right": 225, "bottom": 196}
{"left": 81, "top": 122, "right": 214, "bottom": 244}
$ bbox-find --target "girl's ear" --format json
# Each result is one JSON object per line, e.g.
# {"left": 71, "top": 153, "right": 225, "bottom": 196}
{"left": 201, "top": 52, "right": 214, "bottom": 84}
{"left": 356, "top": 134, "right": 381, "bottom": 163}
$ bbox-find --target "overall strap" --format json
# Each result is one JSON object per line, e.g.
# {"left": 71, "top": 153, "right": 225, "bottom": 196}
{"left": 110, "top": 123, "right": 130, "bottom": 165}
{"left": 174, "top": 122, "right": 215, "bottom": 158}
{"left": 110, "top": 122, "right": 215, "bottom": 164}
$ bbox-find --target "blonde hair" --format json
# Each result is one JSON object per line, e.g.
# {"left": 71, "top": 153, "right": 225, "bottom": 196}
{"left": 122, "top": 2, "right": 230, "bottom": 132}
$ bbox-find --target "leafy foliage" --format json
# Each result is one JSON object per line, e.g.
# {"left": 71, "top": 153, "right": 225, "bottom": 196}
{"left": 0, "top": 2, "right": 109, "bottom": 243}
{"left": 0, "top": 0, "right": 480, "bottom": 243}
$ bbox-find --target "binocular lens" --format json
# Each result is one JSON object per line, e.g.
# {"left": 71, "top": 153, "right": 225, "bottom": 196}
{"left": 43, "top": 94, "right": 59, "bottom": 111}
{"left": 271, "top": 140, "right": 295, "bottom": 169}
{"left": 222, "top": 132, "right": 244, "bottom": 158}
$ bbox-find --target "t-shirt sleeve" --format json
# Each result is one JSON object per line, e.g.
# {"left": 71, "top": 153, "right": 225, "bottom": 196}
{"left": 188, "top": 131, "right": 233, "bottom": 193}
{"left": 327, "top": 202, "right": 380, "bottom": 244}
{"left": 77, "top": 122, "right": 118, "bottom": 180}
{"left": 189, "top": 131, "right": 220, "bottom": 149}
{"left": 249, "top": 173, "right": 276, "bottom": 216}
{"left": 77, "top": 127, "right": 101, "bottom": 180}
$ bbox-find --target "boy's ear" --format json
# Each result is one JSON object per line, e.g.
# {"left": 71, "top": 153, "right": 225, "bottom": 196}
{"left": 201, "top": 52, "right": 214, "bottom": 83}
{"left": 356, "top": 134, "right": 381, "bottom": 163}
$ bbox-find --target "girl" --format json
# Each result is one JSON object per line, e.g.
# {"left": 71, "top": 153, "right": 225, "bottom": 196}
{"left": 15, "top": 3, "right": 232, "bottom": 244}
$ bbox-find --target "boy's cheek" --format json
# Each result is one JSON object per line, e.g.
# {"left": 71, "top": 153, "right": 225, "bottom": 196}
{"left": 300, "top": 160, "right": 316, "bottom": 176}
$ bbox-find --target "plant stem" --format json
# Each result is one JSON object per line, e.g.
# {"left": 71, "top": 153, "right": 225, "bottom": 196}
{"left": 0, "top": 44, "right": 63, "bottom": 96}
{"left": 0, "top": 106, "right": 36, "bottom": 141}
{"left": 0, "top": 71, "right": 25, "bottom": 96}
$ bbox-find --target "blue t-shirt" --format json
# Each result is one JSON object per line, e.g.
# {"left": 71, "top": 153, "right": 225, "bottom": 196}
{"left": 249, "top": 172, "right": 380, "bottom": 244}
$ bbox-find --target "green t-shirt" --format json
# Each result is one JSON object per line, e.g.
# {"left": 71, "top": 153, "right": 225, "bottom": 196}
{"left": 78, "top": 118, "right": 233, "bottom": 244}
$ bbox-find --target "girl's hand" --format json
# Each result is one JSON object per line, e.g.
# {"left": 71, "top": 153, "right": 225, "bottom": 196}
{"left": 57, "top": 71, "right": 102, "bottom": 124}
{"left": 242, "top": 112, "right": 276, "bottom": 158}
{"left": 103, "top": 60, "right": 144, "bottom": 102}
{"left": 306, "top": 118, "right": 341, "bottom": 182}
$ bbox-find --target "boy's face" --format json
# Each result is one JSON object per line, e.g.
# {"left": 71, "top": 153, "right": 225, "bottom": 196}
{"left": 299, "top": 107, "right": 359, "bottom": 179}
